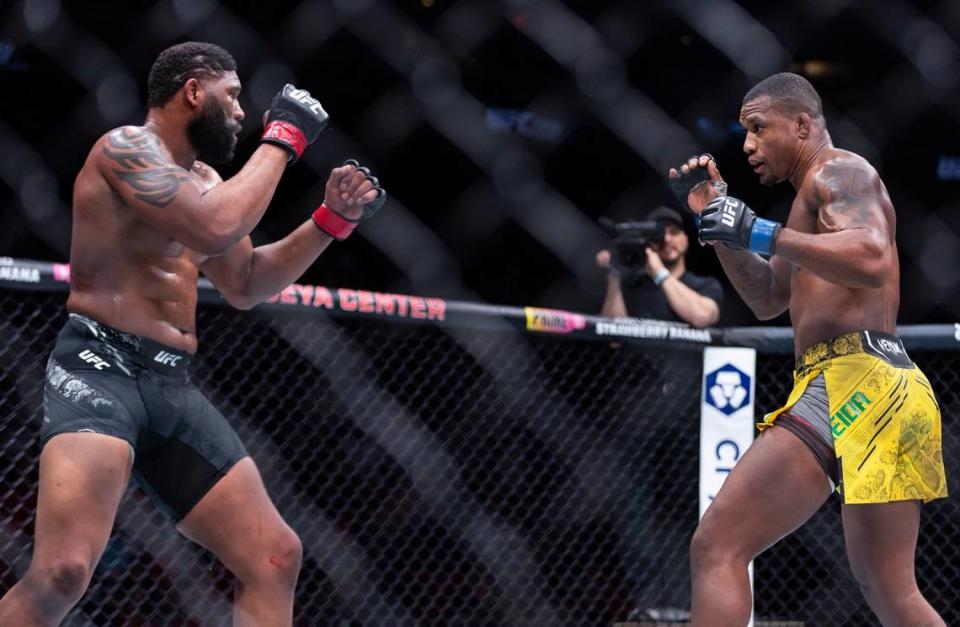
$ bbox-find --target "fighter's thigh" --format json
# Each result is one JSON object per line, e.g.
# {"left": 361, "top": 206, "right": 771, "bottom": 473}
{"left": 842, "top": 500, "right": 921, "bottom": 591}
{"left": 33, "top": 433, "right": 132, "bottom": 565}
{"left": 176, "top": 458, "right": 301, "bottom": 580}
{"left": 696, "top": 426, "right": 832, "bottom": 560}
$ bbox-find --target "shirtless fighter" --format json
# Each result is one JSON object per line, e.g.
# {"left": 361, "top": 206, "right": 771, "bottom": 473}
{"left": 0, "top": 42, "right": 385, "bottom": 626}
{"left": 669, "top": 72, "right": 947, "bottom": 626}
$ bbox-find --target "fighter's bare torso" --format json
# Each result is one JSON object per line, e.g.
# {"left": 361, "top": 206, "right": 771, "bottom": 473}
{"left": 67, "top": 126, "right": 222, "bottom": 354}
{"left": 782, "top": 147, "right": 899, "bottom": 352}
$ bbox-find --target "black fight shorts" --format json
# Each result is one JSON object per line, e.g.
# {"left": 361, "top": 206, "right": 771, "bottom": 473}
{"left": 42, "top": 313, "right": 248, "bottom": 522}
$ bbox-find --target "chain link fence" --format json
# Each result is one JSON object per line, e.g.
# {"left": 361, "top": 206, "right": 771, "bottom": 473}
{"left": 1, "top": 283, "right": 957, "bottom": 626}
{"left": 3, "top": 1, "right": 960, "bottom": 624}
{"left": 2, "top": 0, "right": 959, "bottom": 321}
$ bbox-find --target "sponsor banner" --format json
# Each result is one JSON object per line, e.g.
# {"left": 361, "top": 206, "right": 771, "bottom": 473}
{"left": 700, "top": 347, "right": 756, "bottom": 512}
{"left": 523, "top": 307, "right": 586, "bottom": 334}
{"left": 266, "top": 284, "right": 447, "bottom": 321}
{"left": 0, "top": 257, "right": 41, "bottom": 284}
{"left": 700, "top": 347, "right": 757, "bottom": 626}
{"left": 2, "top": 258, "right": 959, "bottom": 353}
{"left": 595, "top": 318, "right": 712, "bottom": 343}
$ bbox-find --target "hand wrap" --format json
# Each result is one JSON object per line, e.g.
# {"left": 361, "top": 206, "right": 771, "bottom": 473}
{"left": 312, "top": 159, "right": 387, "bottom": 240}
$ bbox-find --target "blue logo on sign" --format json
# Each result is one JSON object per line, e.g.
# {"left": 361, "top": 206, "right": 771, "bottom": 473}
{"left": 705, "top": 363, "right": 751, "bottom": 415}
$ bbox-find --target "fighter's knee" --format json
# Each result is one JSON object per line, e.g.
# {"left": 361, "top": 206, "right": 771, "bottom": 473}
{"left": 268, "top": 529, "right": 303, "bottom": 582}
{"left": 690, "top": 516, "right": 745, "bottom": 574}
{"left": 846, "top": 550, "right": 887, "bottom": 597}
{"left": 846, "top": 558, "right": 872, "bottom": 595}
{"left": 235, "top": 526, "right": 302, "bottom": 587}
{"left": 846, "top": 555, "right": 924, "bottom": 610}
{"left": 30, "top": 557, "right": 93, "bottom": 604}
{"left": 690, "top": 521, "right": 722, "bottom": 572}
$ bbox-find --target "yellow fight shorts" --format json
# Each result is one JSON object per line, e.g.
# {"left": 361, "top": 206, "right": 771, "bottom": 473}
{"left": 759, "top": 330, "right": 948, "bottom": 505}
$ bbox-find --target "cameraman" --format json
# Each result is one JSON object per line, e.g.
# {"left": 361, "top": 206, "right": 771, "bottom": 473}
{"left": 596, "top": 207, "right": 722, "bottom": 327}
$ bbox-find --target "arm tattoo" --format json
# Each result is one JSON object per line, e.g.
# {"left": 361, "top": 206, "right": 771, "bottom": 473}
{"left": 815, "top": 162, "right": 875, "bottom": 226}
{"left": 722, "top": 251, "right": 775, "bottom": 301}
{"left": 103, "top": 127, "right": 195, "bottom": 208}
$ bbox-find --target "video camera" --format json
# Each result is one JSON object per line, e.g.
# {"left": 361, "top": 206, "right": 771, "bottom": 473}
{"left": 598, "top": 217, "right": 665, "bottom": 285}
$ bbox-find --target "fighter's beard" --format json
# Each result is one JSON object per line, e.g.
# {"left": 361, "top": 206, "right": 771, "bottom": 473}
{"left": 187, "top": 102, "right": 236, "bottom": 164}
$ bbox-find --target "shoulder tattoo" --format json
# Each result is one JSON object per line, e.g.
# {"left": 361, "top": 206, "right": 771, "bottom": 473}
{"left": 102, "top": 127, "right": 195, "bottom": 208}
{"left": 814, "top": 161, "right": 875, "bottom": 225}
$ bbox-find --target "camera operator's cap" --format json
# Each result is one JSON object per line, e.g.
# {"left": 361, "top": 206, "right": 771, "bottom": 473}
{"left": 646, "top": 206, "right": 684, "bottom": 228}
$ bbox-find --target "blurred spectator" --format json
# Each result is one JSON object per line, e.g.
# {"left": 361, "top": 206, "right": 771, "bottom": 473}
{"left": 596, "top": 207, "right": 722, "bottom": 327}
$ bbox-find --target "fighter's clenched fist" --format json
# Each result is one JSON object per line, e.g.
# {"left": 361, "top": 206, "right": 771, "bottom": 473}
{"left": 312, "top": 159, "right": 387, "bottom": 240}
{"left": 667, "top": 153, "right": 728, "bottom": 214}
{"left": 261, "top": 84, "right": 329, "bottom": 164}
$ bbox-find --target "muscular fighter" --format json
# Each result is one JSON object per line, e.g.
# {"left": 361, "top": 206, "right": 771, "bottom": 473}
{"left": 669, "top": 72, "right": 947, "bottom": 626}
{"left": 0, "top": 41, "right": 385, "bottom": 626}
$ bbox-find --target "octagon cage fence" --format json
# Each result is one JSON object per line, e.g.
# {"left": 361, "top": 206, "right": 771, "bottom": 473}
{"left": 0, "top": 258, "right": 958, "bottom": 627}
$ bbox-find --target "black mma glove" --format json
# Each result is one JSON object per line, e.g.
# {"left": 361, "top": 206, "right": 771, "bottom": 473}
{"left": 699, "top": 196, "right": 781, "bottom": 255}
{"left": 669, "top": 153, "right": 728, "bottom": 214}
{"left": 261, "top": 84, "right": 329, "bottom": 164}
{"left": 312, "top": 159, "right": 387, "bottom": 240}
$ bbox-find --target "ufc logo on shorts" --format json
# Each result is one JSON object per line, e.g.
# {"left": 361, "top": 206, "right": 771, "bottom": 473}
{"left": 288, "top": 89, "right": 325, "bottom": 117}
{"left": 721, "top": 198, "right": 738, "bottom": 227}
{"left": 78, "top": 350, "right": 111, "bottom": 370}
{"left": 153, "top": 350, "right": 182, "bottom": 367}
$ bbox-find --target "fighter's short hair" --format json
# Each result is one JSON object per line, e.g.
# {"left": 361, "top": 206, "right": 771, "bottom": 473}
{"left": 147, "top": 41, "right": 237, "bottom": 108}
{"left": 743, "top": 72, "right": 823, "bottom": 120}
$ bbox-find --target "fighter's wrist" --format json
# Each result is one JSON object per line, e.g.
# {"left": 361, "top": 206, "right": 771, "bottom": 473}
{"left": 748, "top": 217, "right": 781, "bottom": 255}
{"left": 261, "top": 120, "right": 308, "bottom": 163}
{"left": 312, "top": 203, "right": 358, "bottom": 240}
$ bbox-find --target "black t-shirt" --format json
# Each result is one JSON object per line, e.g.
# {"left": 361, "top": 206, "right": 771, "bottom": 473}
{"left": 621, "top": 271, "right": 724, "bottom": 323}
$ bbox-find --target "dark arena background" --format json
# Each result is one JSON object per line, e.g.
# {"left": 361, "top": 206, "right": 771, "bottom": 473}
{"left": 1, "top": 1, "right": 959, "bottom": 625}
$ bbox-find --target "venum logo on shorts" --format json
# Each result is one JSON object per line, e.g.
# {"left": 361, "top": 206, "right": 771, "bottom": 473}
{"left": 704, "top": 363, "right": 751, "bottom": 416}
{"left": 830, "top": 390, "right": 872, "bottom": 439}
{"left": 78, "top": 350, "right": 111, "bottom": 370}
{"left": 153, "top": 350, "right": 182, "bottom": 367}
{"left": 877, "top": 338, "right": 904, "bottom": 356}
